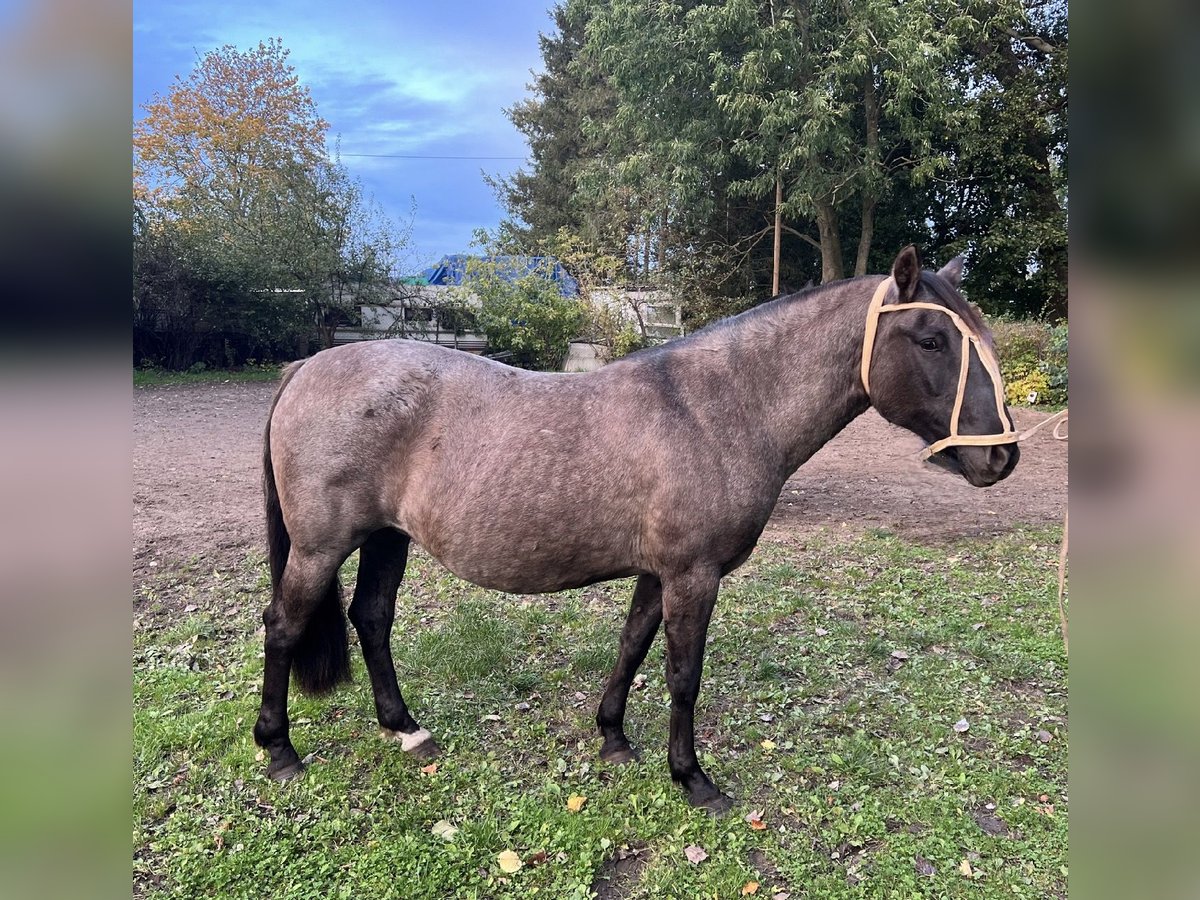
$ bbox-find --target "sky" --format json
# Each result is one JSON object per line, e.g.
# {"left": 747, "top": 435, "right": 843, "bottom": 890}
{"left": 133, "top": 0, "right": 558, "bottom": 272}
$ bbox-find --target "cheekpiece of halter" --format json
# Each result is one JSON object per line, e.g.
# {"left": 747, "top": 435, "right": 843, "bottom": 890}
{"left": 861, "top": 277, "right": 1019, "bottom": 461}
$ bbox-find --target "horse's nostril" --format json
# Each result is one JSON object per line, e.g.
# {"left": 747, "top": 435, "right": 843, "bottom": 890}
{"left": 991, "top": 443, "right": 1019, "bottom": 479}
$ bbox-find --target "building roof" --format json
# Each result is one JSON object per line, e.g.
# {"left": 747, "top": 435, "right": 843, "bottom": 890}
{"left": 420, "top": 254, "right": 579, "bottom": 297}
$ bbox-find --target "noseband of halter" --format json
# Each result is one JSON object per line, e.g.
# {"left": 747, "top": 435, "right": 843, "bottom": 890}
{"left": 861, "top": 277, "right": 1019, "bottom": 461}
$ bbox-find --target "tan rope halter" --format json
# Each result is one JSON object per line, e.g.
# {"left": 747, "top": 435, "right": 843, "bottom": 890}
{"left": 861, "top": 277, "right": 1022, "bottom": 461}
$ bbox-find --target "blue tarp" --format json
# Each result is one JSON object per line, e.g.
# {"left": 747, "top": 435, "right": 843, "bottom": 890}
{"left": 420, "top": 254, "right": 579, "bottom": 298}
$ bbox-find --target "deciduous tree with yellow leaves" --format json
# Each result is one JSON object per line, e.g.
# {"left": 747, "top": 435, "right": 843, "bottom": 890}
{"left": 134, "top": 39, "right": 408, "bottom": 366}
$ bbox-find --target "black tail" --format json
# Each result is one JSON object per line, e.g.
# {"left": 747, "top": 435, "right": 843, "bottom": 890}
{"left": 263, "top": 361, "right": 351, "bottom": 696}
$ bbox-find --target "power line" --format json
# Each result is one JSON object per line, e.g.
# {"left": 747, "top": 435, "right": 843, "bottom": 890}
{"left": 337, "top": 152, "right": 528, "bottom": 160}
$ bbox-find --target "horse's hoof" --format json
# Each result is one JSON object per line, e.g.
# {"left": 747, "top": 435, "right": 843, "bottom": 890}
{"left": 600, "top": 746, "right": 641, "bottom": 766}
{"left": 267, "top": 759, "right": 305, "bottom": 782}
{"left": 689, "top": 790, "right": 735, "bottom": 816}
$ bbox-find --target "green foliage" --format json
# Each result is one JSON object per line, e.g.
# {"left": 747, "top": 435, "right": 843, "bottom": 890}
{"left": 993, "top": 320, "right": 1068, "bottom": 405}
{"left": 456, "top": 257, "right": 587, "bottom": 370}
{"left": 496, "top": 0, "right": 1067, "bottom": 321}
{"left": 134, "top": 527, "right": 1068, "bottom": 898}
{"left": 1039, "top": 323, "right": 1068, "bottom": 401}
{"left": 611, "top": 326, "right": 649, "bottom": 359}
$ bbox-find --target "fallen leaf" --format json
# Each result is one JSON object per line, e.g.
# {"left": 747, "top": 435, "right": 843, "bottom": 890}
{"left": 760, "top": 739, "right": 777, "bottom": 751}
{"left": 746, "top": 811, "right": 767, "bottom": 830}
{"left": 914, "top": 854, "right": 936, "bottom": 877}
{"left": 566, "top": 794, "right": 587, "bottom": 812}
{"left": 431, "top": 820, "right": 458, "bottom": 841}
{"left": 815, "top": 627, "right": 829, "bottom": 636}
{"left": 526, "top": 850, "right": 548, "bottom": 867}
{"left": 772, "top": 893, "right": 790, "bottom": 900}
{"left": 420, "top": 763, "right": 438, "bottom": 775}
{"left": 959, "top": 858, "right": 974, "bottom": 878}
{"left": 497, "top": 850, "right": 523, "bottom": 873}
{"left": 890, "top": 649, "right": 909, "bottom": 660}
{"left": 742, "top": 881, "right": 760, "bottom": 895}
{"left": 1036, "top": 730, "right": 1053, "bottom": 743}
{"left": 684, "top": 844, "right": 708, "bottom": 864}
{"left": 254, "top": 749, "right": 264, "bottom": 762}
{"left": 515, "top": 701, "right": 531, "bottom": 712}
{"left": 953, "top": 718, "right": 970, "bottom": 733}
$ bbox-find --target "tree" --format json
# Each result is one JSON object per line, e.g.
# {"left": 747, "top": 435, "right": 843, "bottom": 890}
{"left": 134, "top": 39, "right": 409, "bottom": 363}
{"left": 499, "top": 0, "right": 1067, "bottom": 325}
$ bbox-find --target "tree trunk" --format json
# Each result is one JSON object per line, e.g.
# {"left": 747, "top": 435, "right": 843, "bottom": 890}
{"left": 815, "top": 200, "right": 843, "bottom": 283}
{"left": 855, "top": 195, "right": 876, "bottom": 277}
{"left": 772, "top": 175, "right": 783, "bottom": 295}
{"left": 855, "top": 70, "right": 880, "bottom": 277}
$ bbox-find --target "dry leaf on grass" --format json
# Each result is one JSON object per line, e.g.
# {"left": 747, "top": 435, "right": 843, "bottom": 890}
{"left": 684, "top": 844, "right": 708, "bottom": 864}
{"left": 566, "top": 794, "right": 587, "bottom": 812}
{"left": 746, "top": 811, "right": 767, "bottom": 831}
{"left": 430, "top": 820, "right": 458, "bottom": 841}
{"left": 742, "top": 881, "right": 759, "bottom": 895}
{"left": 497, "top": 850, "right": 523, "bottom": 873}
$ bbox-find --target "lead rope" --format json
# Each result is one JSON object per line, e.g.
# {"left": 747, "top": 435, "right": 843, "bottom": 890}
{"left": 862, "top": 276, "right": 1069, "bottom": 653}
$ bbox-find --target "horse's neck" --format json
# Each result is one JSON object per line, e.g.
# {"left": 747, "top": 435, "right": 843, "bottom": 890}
{"left": 707, "top": 283, "right": 874, "bottom": 476}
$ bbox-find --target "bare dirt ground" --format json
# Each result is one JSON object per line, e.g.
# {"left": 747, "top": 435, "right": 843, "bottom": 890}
{"left": 133, "top": 380, "right": 1067, "bottom": 597}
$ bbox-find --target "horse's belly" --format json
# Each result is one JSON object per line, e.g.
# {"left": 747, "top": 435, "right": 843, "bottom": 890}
{"left": 412, "top": 520, "right": 638, "bottom": 595}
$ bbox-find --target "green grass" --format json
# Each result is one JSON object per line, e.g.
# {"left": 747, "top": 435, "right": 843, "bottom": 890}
{"left": 133, "top": 365, "right": 284, "bottom": 388}
{"left": 133, "top": 527, "right": 1068, "bottom": 898}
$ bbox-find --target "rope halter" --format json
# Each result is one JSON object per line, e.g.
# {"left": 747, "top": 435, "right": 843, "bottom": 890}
{"left": 861, "top": 276, "right": 1020, "bottom": 461}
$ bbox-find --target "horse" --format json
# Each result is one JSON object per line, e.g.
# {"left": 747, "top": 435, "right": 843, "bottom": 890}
{"left": 253, "top": 245, "right": 1020, "bottom": 812}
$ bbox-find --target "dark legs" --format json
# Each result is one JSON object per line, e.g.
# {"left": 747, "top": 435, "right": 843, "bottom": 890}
{"left": 662, "top": 568, "right": 729, "bottom": 812}
{"left": 597, "top": 568, "right": 730, "bottom": 812}
{"left": 597, "top": 575, "right": 663, "bottom": 763}
{"left": 253, "top": 547, "right": 346, "bottom": 780}
{"left": 347, "top": 529, "right": 439, "bottom": 759}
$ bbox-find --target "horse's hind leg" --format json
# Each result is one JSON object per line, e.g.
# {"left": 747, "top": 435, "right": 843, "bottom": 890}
{"left": 254, "top": 547, "right": 348, "bottom": 780}
{"left": 597, "top": 575, "right": 663, "bottom": 764}
{"left": 348, "top": 528, "right": 440, "bottom": 761}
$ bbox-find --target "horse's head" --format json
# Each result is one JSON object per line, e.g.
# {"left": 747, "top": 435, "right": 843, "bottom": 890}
{"left": 864, "top": 245, "right": 1020, "bottom": 488}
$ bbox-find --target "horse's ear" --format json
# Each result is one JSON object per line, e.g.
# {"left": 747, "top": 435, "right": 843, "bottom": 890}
{"left": 937, "top": 255, "right": 964, "bottom": 288}
{"left": 891, "top": 245, "right": 922, "bottom": 301}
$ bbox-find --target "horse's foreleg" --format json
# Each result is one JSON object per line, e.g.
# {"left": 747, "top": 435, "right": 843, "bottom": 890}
{"left": 662, "top": 568, "right": 731, "bottom": 813}
{"left": 348, "top": 528, "right": 440, "bottom": 761}
{"left": 254, "top": 548, "right": 345, "bottom": 780}
{"left": 597, "top": 574, "right": 663, "bottom": 763}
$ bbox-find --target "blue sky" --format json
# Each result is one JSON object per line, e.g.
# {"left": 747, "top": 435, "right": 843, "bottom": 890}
{"left": 133, "top": 1, "right": 558, "bottom": 271}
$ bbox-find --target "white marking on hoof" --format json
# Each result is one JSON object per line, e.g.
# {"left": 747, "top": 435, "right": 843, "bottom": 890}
{"left": 381, "top": 727, "right": 434, "bottom": 753}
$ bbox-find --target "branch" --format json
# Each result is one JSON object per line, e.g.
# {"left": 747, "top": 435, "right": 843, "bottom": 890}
{"left": 1004, "top": 27, "right": 1059, "bottom": 54}
{"left": 779, "top": 225, "right": 821, "bottom": 250}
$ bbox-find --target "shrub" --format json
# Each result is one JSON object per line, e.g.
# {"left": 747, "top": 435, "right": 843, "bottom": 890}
{"left": 611, "top": 326, "right": 650, "bottom": 359}
{"left": 991, "top": 320, "right": 1067, "bottom": 406}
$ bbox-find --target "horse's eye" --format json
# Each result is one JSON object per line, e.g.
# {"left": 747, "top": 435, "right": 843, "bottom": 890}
{"left": 919, "top": 337, "right": 940, "bottom": 352}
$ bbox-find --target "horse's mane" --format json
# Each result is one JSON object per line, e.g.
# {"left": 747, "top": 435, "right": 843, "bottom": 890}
{"left": 617, "top": 268, "right": 991, "bottom": 363}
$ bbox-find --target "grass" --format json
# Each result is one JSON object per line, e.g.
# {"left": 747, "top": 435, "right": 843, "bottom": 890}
{"left": 133, "top": 527, "right": 1068, "bottom": 898}
{"left": 133, "top": 365, "right": 283, "bottom": 388}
